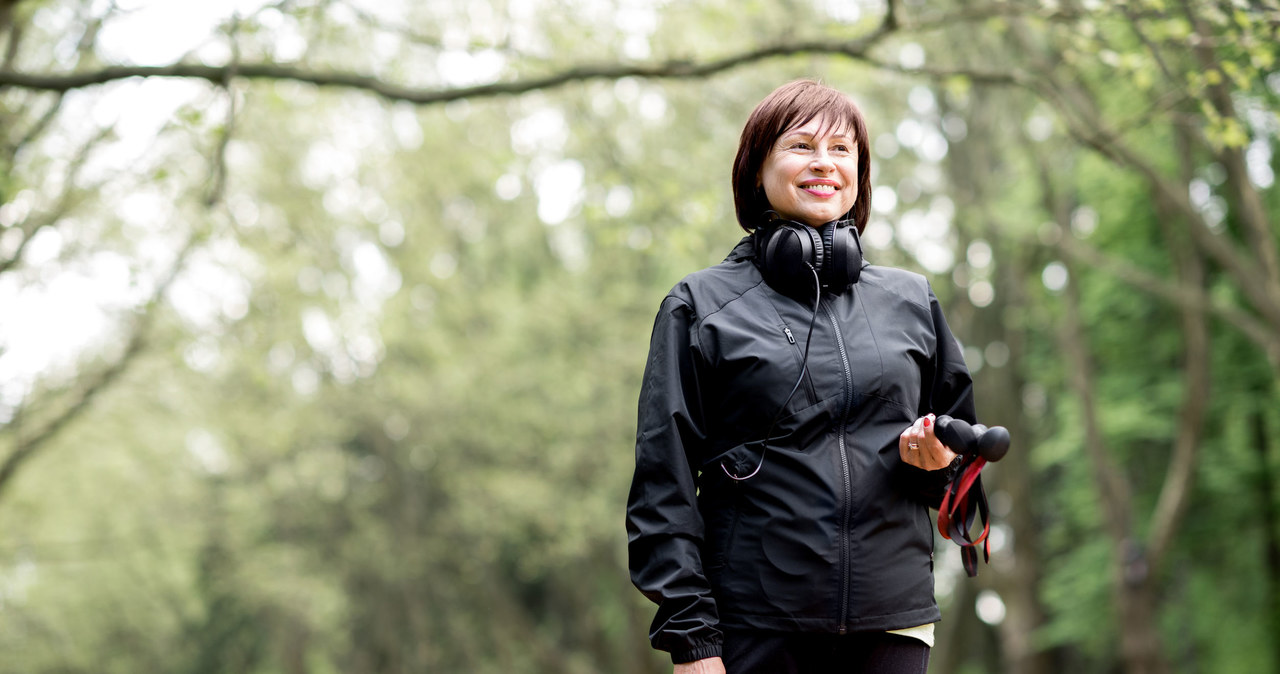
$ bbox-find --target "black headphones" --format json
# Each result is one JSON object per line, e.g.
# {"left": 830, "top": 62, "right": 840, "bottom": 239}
{"left": 754, "top": 213, "right": 864, "bottom": 298}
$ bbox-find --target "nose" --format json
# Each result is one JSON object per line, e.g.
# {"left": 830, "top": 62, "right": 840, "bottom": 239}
{"left": 810, "top": 149, "right": 835, "bottom": 171}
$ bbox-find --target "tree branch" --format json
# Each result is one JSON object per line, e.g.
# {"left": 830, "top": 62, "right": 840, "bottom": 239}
{"left": 7, "top": 92, "right": 65, "bottom": 156}
{"left": 991, "top": 11, "right": 1280, "bottom": 342}
{"left": 0, "top": 1, "right": 1060, "bottom": 105}
{"left": 901, "top": 2, "right": 1104, "bottom": 33}
{"left": 1120, "top": 4, "right": 1184, "bottom": 89}
{"left": 0, "top": 233, "right": 200, "bottom": 503}
{"left": 0, "top": 123, "right": 114, "bottom": 275}
{"left": 1182, "top": 0, "right": 1280, "bottom": 289}
{"left": 1036, "top": 159, "right": 1135, "bottom": 541}
{"left": 0, "top": 33, "right": 891, "bottom": 100}
{"left": 1022, "top": 67, "right": 1280, "bottom": 338}
{"left": 2, "top": 5, "right": 22, "bottom": 70}
{"left": 203, "top": 15, "right": 242, "bottom": 209}
{"left": 1055, "top": 233, "right": 1278, "bottom": 359}
{"left": 1145, "top": 130, "right": 1211, "bottom": 575}
{"left": 1028, "top": 130, "right": 1136, "bottom": 540}
{"left": 1059, "top": 257, "right": 1134, "bottom": 542}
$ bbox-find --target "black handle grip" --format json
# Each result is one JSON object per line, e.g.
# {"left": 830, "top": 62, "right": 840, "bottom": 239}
{"left": 934, "top": 415, "right": 1010, "bottom": 462}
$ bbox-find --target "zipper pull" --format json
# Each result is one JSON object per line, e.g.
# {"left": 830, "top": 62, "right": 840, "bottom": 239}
{"left": 783, "top": 327, "right": 796, "bottom": 344}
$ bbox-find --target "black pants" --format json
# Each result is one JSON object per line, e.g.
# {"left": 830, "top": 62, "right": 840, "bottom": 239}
{"left": 721, "top": 629, "right": 930, "bottom": 674}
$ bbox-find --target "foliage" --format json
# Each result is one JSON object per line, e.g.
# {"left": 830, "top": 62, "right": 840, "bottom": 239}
{"left": 1, "top": 1, "right": 1278, "bottom": 673}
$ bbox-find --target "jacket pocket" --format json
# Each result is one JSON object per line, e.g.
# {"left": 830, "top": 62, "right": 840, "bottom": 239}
{"left": 781, "top": 324, "right": 818, "bottom": 407}
{"left": 703, "top": 490, "right": 744, "bottom": 577}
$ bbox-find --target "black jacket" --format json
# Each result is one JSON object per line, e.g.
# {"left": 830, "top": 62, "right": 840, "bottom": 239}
{"left": 626, "top": 236, "right": 976, "bottom": 664}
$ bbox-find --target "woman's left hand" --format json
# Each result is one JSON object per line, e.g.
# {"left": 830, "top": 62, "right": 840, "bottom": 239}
{"left": 899, "top": 414, "right": 958, "bottom": 471}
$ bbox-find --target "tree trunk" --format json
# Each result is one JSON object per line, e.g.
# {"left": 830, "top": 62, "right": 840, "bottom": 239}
{"left": 1060, "top": 260, "right": 1169, "bottom": 674}
{"left": 1253, "top": 403, "right": 1280, "bottom": 671}
{"left": 1114, "top": 568, "right": 1169, "bottom": 674}
{"left": 935, "top": 575, "right": 981, "bottom": 674}
{"left": 938, "top": 75, "right": 1056, "bottom": 674}
{"left": 991, "top": 256, "right": 1053, "bottom": 674}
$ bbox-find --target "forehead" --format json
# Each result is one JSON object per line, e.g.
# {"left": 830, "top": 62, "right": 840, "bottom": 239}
{"left": 778, "top": 114, "right": 854, "bottom": 139}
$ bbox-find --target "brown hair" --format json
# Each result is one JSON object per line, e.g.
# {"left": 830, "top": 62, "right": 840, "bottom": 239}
{"left": 731, "top": 79, "right": 871, "bottom": 233}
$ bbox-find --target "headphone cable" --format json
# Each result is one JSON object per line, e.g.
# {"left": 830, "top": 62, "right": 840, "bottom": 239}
{"left": 722, "top": 263, "right": 823, "bottom": 481}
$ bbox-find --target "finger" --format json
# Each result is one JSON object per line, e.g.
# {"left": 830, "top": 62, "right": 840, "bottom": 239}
{"left": 920, "top": 416, "right": 948, "bottom": 453}
{"left": 905, "top": 432, "right": 925, "bottom": 464}
{"left": 914, "top": 416, "right": 958, "bottom": 470}
{"left": 900, "top": 420, "right": 921, "bottom": 456}
{"left": 921, "top": 414, "right": 936, "bottom": 442}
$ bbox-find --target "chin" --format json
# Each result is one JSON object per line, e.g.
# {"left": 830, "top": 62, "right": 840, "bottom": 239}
{"left": 802, "top": 213, "right": 840, "bottom": 227}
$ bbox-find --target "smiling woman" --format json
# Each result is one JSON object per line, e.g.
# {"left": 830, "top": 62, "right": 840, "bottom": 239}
{"left": 627, "top": 79, "right": 977, "bottom": 674}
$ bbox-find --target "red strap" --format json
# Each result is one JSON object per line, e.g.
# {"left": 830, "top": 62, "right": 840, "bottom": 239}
{"left": 937, "top": 457, "right": 991, "bottom": 577}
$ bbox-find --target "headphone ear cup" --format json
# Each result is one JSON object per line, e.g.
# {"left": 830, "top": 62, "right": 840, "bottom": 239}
{"left": 823, "top": 223, "right": 864, "bottom": 288}
{"left": 758, "top": 222, "right": 822, "bottom": 297}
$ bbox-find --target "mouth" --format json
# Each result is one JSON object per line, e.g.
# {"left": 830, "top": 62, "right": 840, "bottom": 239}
{"left": 800, "top": 181, "right": 840, "bottom": 196}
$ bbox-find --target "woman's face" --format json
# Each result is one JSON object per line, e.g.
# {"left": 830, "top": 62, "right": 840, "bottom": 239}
{"left": 758, "top": 116, "right": 858, "bottom": 228}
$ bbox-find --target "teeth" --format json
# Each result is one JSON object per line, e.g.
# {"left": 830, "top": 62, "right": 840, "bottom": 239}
{"left": 805, "top": 184, "right": 835, "bottom": 193}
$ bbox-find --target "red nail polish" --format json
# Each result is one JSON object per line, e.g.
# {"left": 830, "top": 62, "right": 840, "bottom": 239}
{"left": 923, "top": 417, "right": 932, "bottom": 428}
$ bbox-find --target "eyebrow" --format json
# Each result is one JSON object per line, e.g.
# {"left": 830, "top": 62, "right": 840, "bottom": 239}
{"left": 779, "top": 128, "right": 854, "bottom": 142}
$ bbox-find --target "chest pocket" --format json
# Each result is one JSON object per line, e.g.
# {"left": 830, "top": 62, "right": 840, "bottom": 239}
{"left": 700, "top": 312, "right": 818, "bottom": 440}
{"left": 826, "top": 288, "right": 932, "bottom": 417}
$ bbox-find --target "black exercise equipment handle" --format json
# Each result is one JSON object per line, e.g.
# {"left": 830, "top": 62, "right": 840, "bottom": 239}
{"left": 934, "top": 415, "right": 1010, "bottom": 462}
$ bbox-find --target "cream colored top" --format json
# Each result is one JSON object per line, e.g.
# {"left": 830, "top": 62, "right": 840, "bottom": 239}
{"left": 885, "top": 622, "right": 935, "bottom": 647}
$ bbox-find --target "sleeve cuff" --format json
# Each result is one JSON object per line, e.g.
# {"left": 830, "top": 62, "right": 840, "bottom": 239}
{"left": 671, "top": 644, "right": 723, "bottom": 665}
{"left": 900, "top": 457, "right": 958, "bottom": 480}
{"left": 941, "top": 454, "right": 964, "bottom": 478}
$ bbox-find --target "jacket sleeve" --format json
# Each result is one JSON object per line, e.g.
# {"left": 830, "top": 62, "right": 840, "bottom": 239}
{"left": 625, "top": 295, "right": 723, "bottom": 664}
{"left": 900, "top": 283, "right": 977, "bottom": 507}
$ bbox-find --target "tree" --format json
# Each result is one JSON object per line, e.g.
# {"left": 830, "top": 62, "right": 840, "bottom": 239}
{"left": 2, "top": 1, "right": 1276, "bottom": 672}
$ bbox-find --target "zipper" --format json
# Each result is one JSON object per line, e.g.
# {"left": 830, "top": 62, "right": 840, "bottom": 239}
{"left": 782, "top": 326, "right": 818, "bottom": 404}
{"left": 824, "top": 298, "right": 855, "bottom": 634}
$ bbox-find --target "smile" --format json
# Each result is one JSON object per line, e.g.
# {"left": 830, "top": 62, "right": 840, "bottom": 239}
{"left": 801, "top": 183, "right": 838, "bottom": 195}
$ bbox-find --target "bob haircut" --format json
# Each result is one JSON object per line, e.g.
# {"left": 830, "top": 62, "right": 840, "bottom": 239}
{"left": 731, "top": 79, "right": 871, "bottom": 233}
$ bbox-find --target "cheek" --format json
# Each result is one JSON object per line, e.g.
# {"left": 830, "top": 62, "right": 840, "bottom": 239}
{"left": 841, "top": 166, "right": 859, "bottom": 206}
{"left": 844, "top": 184, "right": 859, "bottom": 207}
{"left": 760, "top": 170, "right": 789, "bottom": 202}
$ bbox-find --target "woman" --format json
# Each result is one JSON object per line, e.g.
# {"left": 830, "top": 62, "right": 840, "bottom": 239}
{"left": 626, "top": 79, "right": 976, "bottom": 673}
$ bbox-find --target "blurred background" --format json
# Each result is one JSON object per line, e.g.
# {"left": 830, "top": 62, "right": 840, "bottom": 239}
{"left": 1, "top": 0, "right": 1278, "bottom": 672}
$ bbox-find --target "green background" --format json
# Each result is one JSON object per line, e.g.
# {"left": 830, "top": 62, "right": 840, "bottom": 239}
{"left": 1, "top": 1, "right": 1278, "bottom": 672}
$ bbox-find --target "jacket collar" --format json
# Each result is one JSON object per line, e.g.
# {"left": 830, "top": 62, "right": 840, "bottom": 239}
{"left": 725, "top": 235, "right": 755, "bottom": 263}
